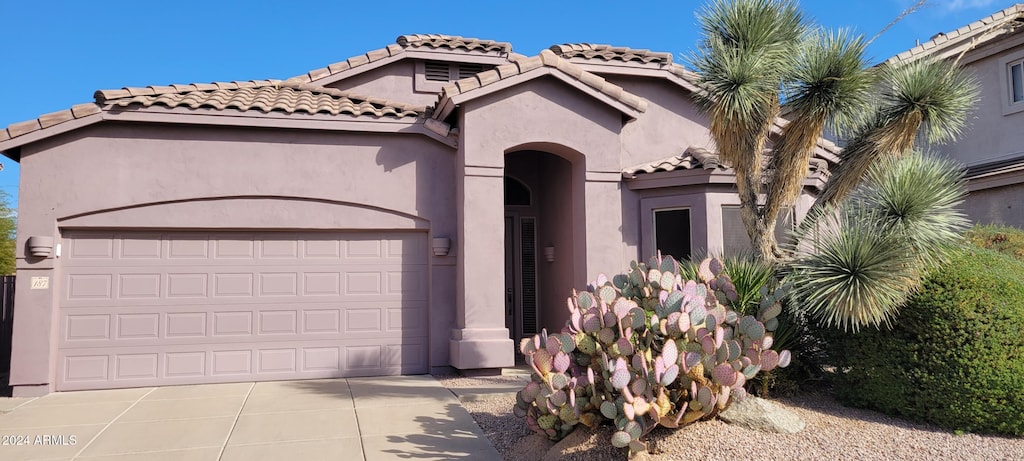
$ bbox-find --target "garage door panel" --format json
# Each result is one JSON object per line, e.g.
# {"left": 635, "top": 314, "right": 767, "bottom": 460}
{"left": 61, "top": 302, "right": 427, "bottom": 348}
{"left": 58, "top": 230, "right": 429, "bottom": 390}
{"left": 57, "top": 338, "right": 429, "bottom": 390}
{"left": 63, "top": 265, "right": 425, "bottom": 307}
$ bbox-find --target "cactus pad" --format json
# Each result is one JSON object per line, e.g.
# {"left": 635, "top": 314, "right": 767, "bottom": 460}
{"left": 611, "top": 430, "right": 632, "bottom": 448}
{"left": 601, "top": 400, "right": 618, "bottom": 419}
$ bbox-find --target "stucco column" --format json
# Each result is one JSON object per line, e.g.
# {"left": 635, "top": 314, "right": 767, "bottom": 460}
{"left": 584, "top": 173, "right": 630, "bottom": 276}
{"left": 8, "top": 232, "right": 60, "bottom": 397}
{"left": 449, "top": 166, "right": 514, "bottom": 370}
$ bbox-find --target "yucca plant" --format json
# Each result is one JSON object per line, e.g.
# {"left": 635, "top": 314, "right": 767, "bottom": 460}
{"left": 691, "top": 0, "right": 806, "bottom": 260}
{"left": 852, "top": 152, "right": 968, "bottom": 273}
{"left": 787, "top": 152, "right": 968, "bottom": 332}
{"left": 720, "top": 251, "right": 778, "bottom": 315}
{"left": 812, "top": 58, "right": 979, "bottom": 210}
{"left": 762, "top": 29, "right": 875, "bottom": 255}
{"left": 692, "top": 1, "right": 881, "bottom": 260}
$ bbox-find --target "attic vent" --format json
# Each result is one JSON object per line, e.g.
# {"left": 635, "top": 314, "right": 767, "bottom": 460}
{"left": 424, "top": 61, "right": 450, "bottom": 81}
{"left": 458, "top": 63, "right": 490, "bottom": 79}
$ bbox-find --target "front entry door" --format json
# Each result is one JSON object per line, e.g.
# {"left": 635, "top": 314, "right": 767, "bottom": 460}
{"left": 504, "top": 213, "right": 538, "bottom": 342}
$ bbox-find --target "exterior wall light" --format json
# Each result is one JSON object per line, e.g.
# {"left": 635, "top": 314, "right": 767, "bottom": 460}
{"left": 544, "top": 246, "right": 555, "bottom": 263}
{"left": 28, "top": 236, "right": 55, "bottom": 258}
{"left": 432, "top": 237, "right": 452, "bottom": 256}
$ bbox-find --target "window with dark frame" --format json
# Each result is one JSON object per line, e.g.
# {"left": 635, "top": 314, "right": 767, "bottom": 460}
{"left": 654, "top": 208, "right": 692, "bottom": 261}
{"left": 1011, "top": 60, "right": 1023, "bottom": 104}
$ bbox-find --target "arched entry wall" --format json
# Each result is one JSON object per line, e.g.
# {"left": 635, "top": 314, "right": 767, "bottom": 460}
{"left": 504, "top": 146, "right": 585, "bottom": 342}
{"left": 448, "top": 76, "right": 628, "bottom": 371}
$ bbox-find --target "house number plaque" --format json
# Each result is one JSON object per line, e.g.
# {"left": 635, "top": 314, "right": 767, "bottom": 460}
{"left": 30, "top": 277, "right": 49, "bottom": 290}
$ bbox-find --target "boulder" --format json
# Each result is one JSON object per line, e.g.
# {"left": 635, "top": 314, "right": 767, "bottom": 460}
{"left": 718, "top": 396, "right": 806, "bottom": 433}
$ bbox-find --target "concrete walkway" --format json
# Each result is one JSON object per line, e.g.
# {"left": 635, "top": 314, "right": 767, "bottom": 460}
{"left": 0, "top": 375, "right": 501, "bottom": 461}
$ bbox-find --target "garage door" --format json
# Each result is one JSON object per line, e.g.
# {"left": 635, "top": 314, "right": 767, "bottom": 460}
{"left": 56, "top": 230, "right": 428, "bottom": 391}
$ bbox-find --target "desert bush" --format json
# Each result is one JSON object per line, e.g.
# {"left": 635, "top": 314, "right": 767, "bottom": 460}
{"left": 828, "top": 247, "right": 1024, "bottom": 436}
{"left": 965, "top": 224, "right": 1024, "bottom": 263}
{"left": 513, "top": 255, "right": 790, "bottom": 454}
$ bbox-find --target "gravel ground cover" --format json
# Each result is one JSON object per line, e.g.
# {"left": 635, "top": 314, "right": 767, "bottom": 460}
{"left": 435, "top": 373, "right": 1024, "bottom": 461}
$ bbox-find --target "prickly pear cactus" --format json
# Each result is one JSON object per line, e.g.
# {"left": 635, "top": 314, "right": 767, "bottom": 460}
{"left": 513, "top": 255, "right": 791, "bottom": 456}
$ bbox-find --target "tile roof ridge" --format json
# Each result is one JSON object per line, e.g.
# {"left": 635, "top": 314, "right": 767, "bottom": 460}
{"left": 396, "top": 34, "right": 513, "bottom": 53}
{"left": 437, "top": 49, "right": 648, "bottom": 114}
{"left": 288, "top": 34, "right": 515, "bottom": 85}
{"left": 95, "top": 80, "right": 285, "bottom": 103}
{"left": 885, "top": 2, "right": 1024, "bottom": 64}
{"left": 549, "top": 43, "right": 674, "bottom": 64}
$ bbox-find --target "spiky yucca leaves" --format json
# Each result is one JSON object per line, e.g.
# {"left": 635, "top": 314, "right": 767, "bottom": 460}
{"left": 721, "top": 251, "right": 777, "bottom": 315}
{"left": 814, "top": 58, "right": 979, "bottom": 209}
{"left": 762, "top": 29, "right": 875, "bottom": 256}
{"left": 692, "top": 0, "right": 805, "bottom": 250}
{"left": 788, "top": 152, "right": 968, "bottom": 332}
{"left": 852, "top": 152, "right": 968, "bottom": 273}
{"left": 788, "top": 206, "right": 917, "bottom": 331}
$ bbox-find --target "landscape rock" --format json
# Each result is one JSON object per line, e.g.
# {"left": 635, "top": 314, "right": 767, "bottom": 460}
{"left": 719, "top": 396, "right": 806, "bottom": 433}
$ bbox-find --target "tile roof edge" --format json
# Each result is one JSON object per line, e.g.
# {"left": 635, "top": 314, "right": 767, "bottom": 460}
{"left": 94, "top": 80, "right": 427, "bottom": 114}
{"left": 883, "top": 3, "right": 1024, "bottom": 64}
{"left": 549, "top": 43, "right": 674, "bottom": 64}
{"left": 4, "top": 82, "right": 431, "bottom": 149}
{"left": 288, "top": 34, "right": 516, "bottom": 85}
{"left": 0, "top": 103, "right": 103, "bottom": 148}
{"left": 434, "top": 49, "right": 648, "bottom": 118}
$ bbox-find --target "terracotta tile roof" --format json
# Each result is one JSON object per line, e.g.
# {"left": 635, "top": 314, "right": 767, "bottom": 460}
{"left": 0, "top": 103, "right": 101, "bottom": 143}
{"left": 623, "top": 147, "right": 829, "bottom": 179}
{"left": 436, "top": 49, "right": 648, "bottom": 117}
{"left": 97, "top": 80, "right": 425, "bottom": 118}
{"left": 397, "top": 34, "right": 512, "bottom": 53}
{"left": 289, "top": 34, "right": 513, "bottom": 85}
{"left": 886, "top": 3, "right": 1024, "bottom": 64}
{"left": 549, "top": 43, "right": 674, "bottom": 64}
{"left": 622, "top": 147, "right": 724, "bottom": 178}
{"left": 1, "top": 80, "right": 425, "bottom": 145}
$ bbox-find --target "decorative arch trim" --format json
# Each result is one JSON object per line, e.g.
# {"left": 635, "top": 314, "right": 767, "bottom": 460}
{"left": 58, "top": 196, "right": 429, "bottom": 230}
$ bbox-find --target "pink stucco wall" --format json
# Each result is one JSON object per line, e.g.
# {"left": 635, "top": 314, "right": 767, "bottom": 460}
{"left": 10, "top": 122, "right": 458, "bottom": 394}
{"left": 938, "top": 44, "right": 1024, "bottom": 167}
{"left": 7, "top": 52, "right": 801, "bottom": 393}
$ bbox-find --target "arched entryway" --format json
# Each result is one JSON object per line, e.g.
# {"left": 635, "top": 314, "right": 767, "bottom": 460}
{"left": 504, "top": 149, "right": 582, "bottom": 342}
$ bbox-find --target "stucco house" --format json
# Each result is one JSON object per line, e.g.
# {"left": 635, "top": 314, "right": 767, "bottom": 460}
{"left": 0, "top": 35, "right": 835, "bottom": 396}
{"left": 885, "top": 3, "right": 1024, "bottom": 226}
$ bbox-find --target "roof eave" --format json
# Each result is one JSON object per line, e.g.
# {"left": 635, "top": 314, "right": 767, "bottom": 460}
{"left": 0, "top": 113, "right": 104, "bottom": 154}
{"left": 0, "top": 105, "right": 455, "bottom": 153}
{"left": 433, "top": 67, "right": 645, "bottom": 123}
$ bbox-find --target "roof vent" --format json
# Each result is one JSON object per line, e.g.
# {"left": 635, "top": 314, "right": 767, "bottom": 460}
{"left": 458, "top": 63, "right": 489, "bottom": 79}
{"left": 424, "top": 61, "right": 450, "bottom": 81}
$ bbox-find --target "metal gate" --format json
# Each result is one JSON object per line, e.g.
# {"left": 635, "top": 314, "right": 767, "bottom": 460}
{"left": 0, "top": 275, "right": 14, "bottom": 380}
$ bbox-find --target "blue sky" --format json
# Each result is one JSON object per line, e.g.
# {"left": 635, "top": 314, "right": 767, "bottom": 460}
{"left": 0, "top": 0, "right": 1018, "bottom": 208}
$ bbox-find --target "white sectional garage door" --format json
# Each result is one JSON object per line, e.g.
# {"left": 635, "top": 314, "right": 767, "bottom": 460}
{"left": 57, "top": 230, "right": 428, "bottom": 391}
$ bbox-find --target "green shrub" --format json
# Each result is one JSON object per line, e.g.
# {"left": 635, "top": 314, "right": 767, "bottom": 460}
{"left": 829, "top": 246, "right": 1024, "bottom": 435}
{"left": 965, "top": 224, "right": 1024, "bottom": 263}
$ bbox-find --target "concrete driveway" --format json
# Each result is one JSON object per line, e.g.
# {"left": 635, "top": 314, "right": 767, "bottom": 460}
{"left": 0, "top": 375, "right": 501, "bottom": 461}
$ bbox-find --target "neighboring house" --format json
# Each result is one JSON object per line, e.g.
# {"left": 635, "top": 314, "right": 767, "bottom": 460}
{"left": 0, "top": 35, "right": 835, "bottom": 396}
{"left": 885, "top": 3, "right": 1024, "bottom": 226}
